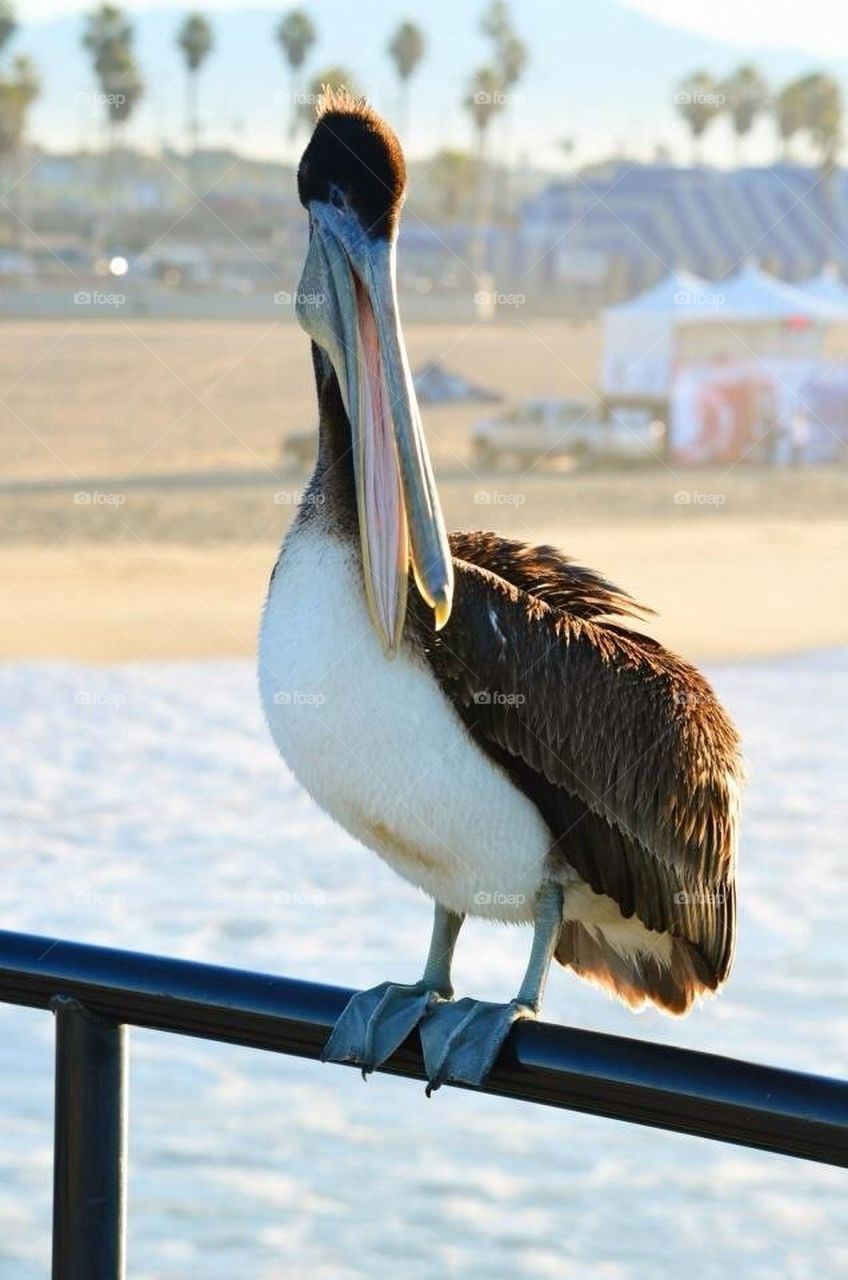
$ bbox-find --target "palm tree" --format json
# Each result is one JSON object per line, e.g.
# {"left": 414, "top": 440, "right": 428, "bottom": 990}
{"left": 0, "top": 7, "right": 41, "bottom": 255}
{"left": 0, "top": 0, "right": 19, "bottom": 160}
{"left": 298, "top": 67, "right": 359, "bottom": 132}
{"left": 480, "top": 0, "right": 510, "bottom": 47}
{"left": 0, "top": 53, "right": 37, "bottom": 161}
{"left": 276, "top": 8, "right": 316, "bottom": 140}
{"left": 798, "top": 72, "right": 842, "bottom": 261}
{"left": 674, "top": 70, "right": 722, "bottom": 164}
{"left": 799, "top": 72, "right": 842, "bottom": 164}
{"left": 0, "top": 53, "right": 38, "bottom": 246}
{"left": 465, "top": 66, "right": 505, "bottom": 167}
{"left": 0, "top": 53, "right": 36, "bottom": 141}
{"left": 496, "top": 30, "right": 528, "bottom": 96}
{"left": 478, "top": 1, "right": 527, "bottom": 217}
{"left": 82, "top": 5, "right": 145, "bottom": 134}
{"left": 177, "top": 13, "right": 213, "bottom": 161}
{"left": 82, "top": 5, "right": 145, "bottom": 243}
{"left": 721, "top": 64, "right": 769, "bottom": 166}
{"left": 0, "top": 4, "right": 16, "bottom": 55}
{"left": 479, "top": 3, "right": 528, "bottom": 129}
{"left": 387, "top": 20, "right": 425, "bottom": 139}
{"left": 774, "top": 78, "right": 808, "bottom": 162}
{"left": 464, "top": 66, "right": 505, "bottom": 296}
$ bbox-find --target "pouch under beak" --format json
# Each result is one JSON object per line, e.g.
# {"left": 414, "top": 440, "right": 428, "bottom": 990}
{"left": 297, "top": 205, "right": 453, "bottom": 654}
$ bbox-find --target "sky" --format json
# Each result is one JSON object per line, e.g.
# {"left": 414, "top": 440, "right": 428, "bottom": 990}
{"left": 6, "top": 0, "right": 848, "bottom": 169}
{"left": 16, "top": 0, "right": 848, "bottom": 55}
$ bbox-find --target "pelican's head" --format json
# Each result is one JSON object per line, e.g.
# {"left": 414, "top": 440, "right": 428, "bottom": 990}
{"left": 295, "top": 90, "right": 453, "bottom": 655}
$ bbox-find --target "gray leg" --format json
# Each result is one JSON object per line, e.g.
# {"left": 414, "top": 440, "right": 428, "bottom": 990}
{"left": 421, "top": 880, "right": 564, "bottom": 1093}
{"left": 419, "top": 902, "right": 464, "bottom": 996}
{"left": 323, "top": 903, "right": 463, "bottom": 1076}
{"left": 514, "top": 878, "right": 564, "bottom": 1010}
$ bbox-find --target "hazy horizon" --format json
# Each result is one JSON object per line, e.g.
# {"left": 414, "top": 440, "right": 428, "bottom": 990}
{"left": 6, "top": 0, "right": 848, "bottom": 170}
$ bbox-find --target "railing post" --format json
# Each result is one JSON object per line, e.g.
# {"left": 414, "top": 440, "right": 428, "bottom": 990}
{"left": 51, "top": 996, "right": 127, "bottom": 1280}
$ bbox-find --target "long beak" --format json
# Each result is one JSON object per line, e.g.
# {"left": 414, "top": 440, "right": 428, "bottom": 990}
{"left": 296, "top": 203, "right": 453, "bottom": 654}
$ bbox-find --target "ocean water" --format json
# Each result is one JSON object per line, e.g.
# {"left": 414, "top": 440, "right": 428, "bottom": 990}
{"left": 0, "top": 651, "right": 846, "bottom": 1279}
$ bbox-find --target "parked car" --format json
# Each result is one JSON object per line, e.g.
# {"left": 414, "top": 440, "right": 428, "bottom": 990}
{"left": 471, "top": 396, "right": 664, "bottom": 469}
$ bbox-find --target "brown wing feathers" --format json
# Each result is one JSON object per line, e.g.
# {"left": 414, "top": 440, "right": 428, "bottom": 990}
{"left": 416, "top": 532, "right": 743, "bottom": 1013}
{"left": 449, "top": 530, "right": 653, "bottom": 622}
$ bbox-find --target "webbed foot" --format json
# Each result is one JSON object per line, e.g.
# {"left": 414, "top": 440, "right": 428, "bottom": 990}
{"left": 322, "top": 980, "right": 448, "bottom": 1077}
{"left": 420, "top": 996, "right": 535, "bottom": 1094}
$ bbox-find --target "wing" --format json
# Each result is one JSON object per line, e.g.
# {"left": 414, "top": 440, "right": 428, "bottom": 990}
{"left": 449, "top": 530, "right": 653, "bottom": 621}
{"left": 412, "top": 536, "right": 743, "bottom": 1013}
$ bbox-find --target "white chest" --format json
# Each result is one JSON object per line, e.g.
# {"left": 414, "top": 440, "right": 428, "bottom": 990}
{"left": 258, "top": 528, "right": 551, "bottom": 921}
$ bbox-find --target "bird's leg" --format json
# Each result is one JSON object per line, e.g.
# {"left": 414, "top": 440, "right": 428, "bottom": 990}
{"left": 322, "top": 903, "right": 463, "bottom": 1077}
{"left": 419, "top": 901, "right": 464, "bottom": 995}
{"left": 421, "top": 880, "right": 564, "bottom": 1094}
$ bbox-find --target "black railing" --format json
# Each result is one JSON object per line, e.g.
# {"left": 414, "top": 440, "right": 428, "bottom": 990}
{"left": 1, "top": 927, "right": 846, "bottom": 1279}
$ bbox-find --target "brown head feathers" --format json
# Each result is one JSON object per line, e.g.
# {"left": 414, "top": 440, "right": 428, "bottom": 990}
{"left": 298, "top": 89, "right": 406, "bottom": 239}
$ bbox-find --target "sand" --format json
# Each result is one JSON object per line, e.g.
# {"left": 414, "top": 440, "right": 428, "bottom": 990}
{"left": 2, "top": 514, "right": 846, "bottom": 664}
{"left": 0, "top": 317, "right": 600, "bottom": 479}
{"left": 1, "top": 319, "right": 847, "bottom": 664}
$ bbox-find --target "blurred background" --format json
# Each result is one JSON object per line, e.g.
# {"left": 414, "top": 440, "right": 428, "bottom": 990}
{"left": 0, "top": 2, "right": 846, "bottom": 1278}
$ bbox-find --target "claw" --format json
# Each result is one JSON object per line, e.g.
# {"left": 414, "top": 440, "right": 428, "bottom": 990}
{"left": 420, "top": 997, "right": 534, "bottom": 1094}
{"left": 323, "top": 981, "right": 446, "bottom": 1076}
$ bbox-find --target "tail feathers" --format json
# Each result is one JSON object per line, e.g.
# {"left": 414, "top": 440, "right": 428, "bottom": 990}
{"left": 556, "top": 920, "right": 720, "bottom": 1016}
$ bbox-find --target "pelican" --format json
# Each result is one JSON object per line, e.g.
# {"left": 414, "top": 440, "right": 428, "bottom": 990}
{"left": 259, "top": 92, "right": 742, "bottom": 1092}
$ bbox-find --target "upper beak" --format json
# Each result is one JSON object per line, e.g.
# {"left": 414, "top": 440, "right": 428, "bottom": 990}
{"left": 296, "top": 202, "right": 453, "bottom": 654}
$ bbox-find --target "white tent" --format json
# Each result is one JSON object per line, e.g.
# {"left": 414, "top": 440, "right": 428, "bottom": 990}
{"left": 798, "top": 266, "right": 848, "bottom": 319}
{"left": 674, "top": 262, "right": 835, "bottom": 368}
{"left": 602, "top": 264, "right": 835, "bottom": 399}
{"left": 602, "top": 271, "right": 719, "bottom": 398}
{"left": 665, "top": 265, "right": 840, "bottom": 465}
{"left": 713, "top": 262, "right": 835, "bottom": 320}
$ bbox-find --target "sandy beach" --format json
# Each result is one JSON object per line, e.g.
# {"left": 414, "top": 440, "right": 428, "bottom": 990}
{"left": 2, "top": 506, "right": 846, "bottom": 664}
{"left": 1, "top": 318, "right": 847, "bottom": 664}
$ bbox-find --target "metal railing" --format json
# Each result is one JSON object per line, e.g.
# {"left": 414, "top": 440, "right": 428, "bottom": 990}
{"left": 1, "top": 927, "right": 846, "bottom": 1279}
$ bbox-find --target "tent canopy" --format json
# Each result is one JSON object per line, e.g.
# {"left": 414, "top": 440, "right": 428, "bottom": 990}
{"left": 607, "top": 263, "right": 836, "bottom": 324}
{"left": 798, "top": 266, "right": 848, "bottom": 318}
{"left": 601, "top": 264, "right": 839, "bottom": 398}
{"left": 606, "top": 269, "right": 712, "bottom": 318}
{"left": 713, "top": 262, "right": 835, "bottom": 322}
